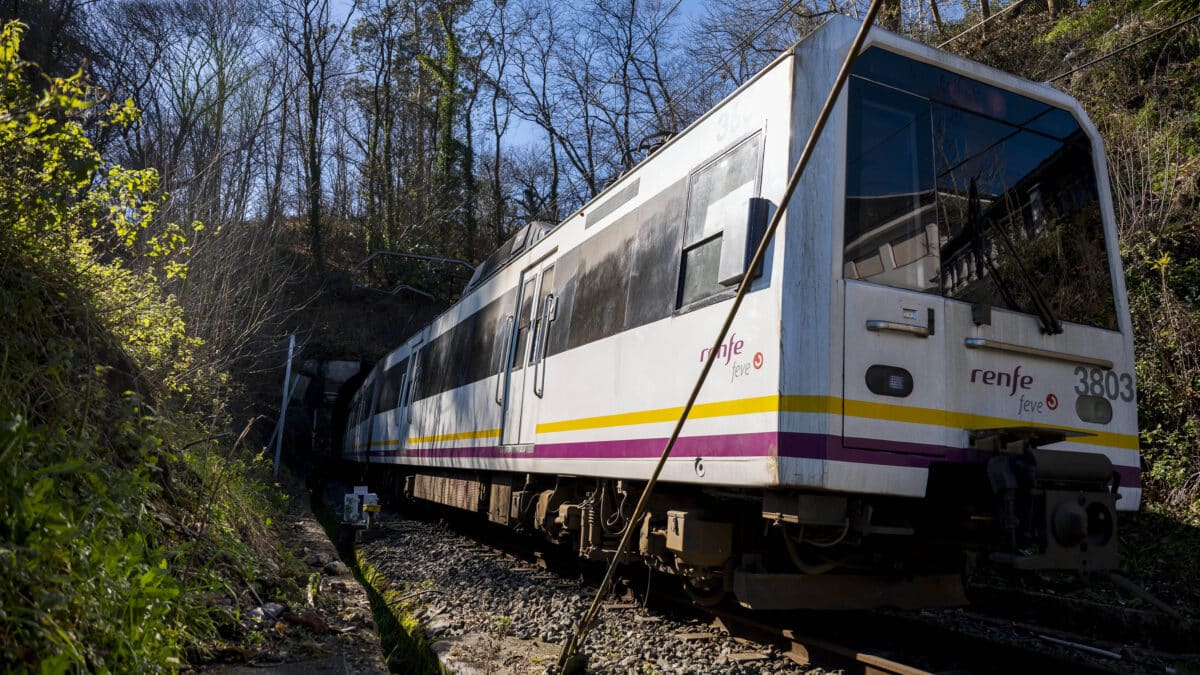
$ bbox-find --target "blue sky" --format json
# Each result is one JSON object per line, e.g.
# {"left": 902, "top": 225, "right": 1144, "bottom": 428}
{"left": 329, "top": 0, "right": 714, "bottom": 149}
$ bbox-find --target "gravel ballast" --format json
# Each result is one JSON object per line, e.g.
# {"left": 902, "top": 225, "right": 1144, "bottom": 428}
{"left": 349, "top": 507, "right": 824, "bottom": 675}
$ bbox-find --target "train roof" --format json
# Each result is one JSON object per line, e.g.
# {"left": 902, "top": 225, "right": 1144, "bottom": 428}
{"left": 401, "top": 13, "right": 1098, "bottom": 364}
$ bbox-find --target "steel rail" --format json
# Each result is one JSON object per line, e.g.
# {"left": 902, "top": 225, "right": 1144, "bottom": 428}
{"left": 553, "top": 2, "right": 886, "bottom": 671}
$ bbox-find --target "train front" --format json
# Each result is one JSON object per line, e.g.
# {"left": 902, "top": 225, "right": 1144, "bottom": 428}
{"left": 832, "top": 33, "right": 1138, "bottom": 574}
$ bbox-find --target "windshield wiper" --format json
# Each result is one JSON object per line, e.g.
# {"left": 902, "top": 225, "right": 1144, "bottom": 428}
{"left": 968, "top": 178, "right": 1063, "bottom": 335}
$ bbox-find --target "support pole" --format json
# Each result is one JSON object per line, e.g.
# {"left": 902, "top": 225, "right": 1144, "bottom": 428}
{"left": 274, "top": 334, "right": 296, "bottom": 478}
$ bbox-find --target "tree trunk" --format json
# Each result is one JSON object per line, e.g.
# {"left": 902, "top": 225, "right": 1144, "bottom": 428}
{"left": 880, "top": 0, "right": 901, "bottom": 31}
{"left": 1046, "top": 0, "right": 1073, "bottom": 19}
{"left": 929, "top": 0, "right": 945, "bottom": 34}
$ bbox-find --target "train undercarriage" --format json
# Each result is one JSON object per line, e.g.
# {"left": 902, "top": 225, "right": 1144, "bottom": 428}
{"left": 350, "top": 448, "right": 1119, "bottom": 610}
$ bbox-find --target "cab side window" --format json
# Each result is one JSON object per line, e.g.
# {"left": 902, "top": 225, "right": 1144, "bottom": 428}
{"left": 678, "top": 133, "right": 762, "bottom": 307}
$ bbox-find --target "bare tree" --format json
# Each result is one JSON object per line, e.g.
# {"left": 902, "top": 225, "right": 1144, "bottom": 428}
{"left": 510, "top": 0, "right": 562, "bottom": 220}
{"left": 687, "top": 0, "right": 843, "bottom": 110}
{"left": 277, "top": 0, "right": 356, "bottom": 269}
{"left": 91, "top": 0, "right": 311, "bottom": 379}
{"left": 472, "top": 0, "right": 526, "bottom": 246}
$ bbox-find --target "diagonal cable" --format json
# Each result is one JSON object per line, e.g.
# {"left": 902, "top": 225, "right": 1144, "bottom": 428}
{"left": 1047, "top": 11, "right": 1199, "bottom": 83}
{"left": 552, "top": 1, "right": 886, "bottom": 671}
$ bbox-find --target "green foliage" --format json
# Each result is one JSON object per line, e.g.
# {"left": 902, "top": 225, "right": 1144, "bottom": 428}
{"left": 353, "top": 549, "right": 445, "bottom": 674}
{"left": 947, "top": 3, "right": 1200, "bottom": 519}
{"left": 1041, "top": 8, "right": 1200, "bottom": 516}
{"left": 0, "top": 21, "right": 286, "bottom": 670}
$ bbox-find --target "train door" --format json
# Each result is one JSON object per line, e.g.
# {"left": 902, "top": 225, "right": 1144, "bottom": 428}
{"left": 351, "top": 370, "right": 378, "bottom": 460}
{"left": 372, "top": 351, "right": 413, "bottom": 458}
{"left": 500, "top": 258, "right": 556, "bottom": 446}
{"left": 840, "top": 74, "right": 951, "bottom": 457}
{"left": 394, "top": 353, "right": 416, "bottom": 448}
{"left": 843, "top": 283, "right": 949, "bottom": 456}
{"left": 400, "top": 338, "right": 422, "bottom": 443}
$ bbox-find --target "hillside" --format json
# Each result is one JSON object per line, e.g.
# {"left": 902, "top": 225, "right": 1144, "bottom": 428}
{"left": 0, "top": 23, "right": 297, "bottom": 669}
{"left": 945, "top": 2, "right": 1200, "bottom": 596}
{"left": 2, "top": 0, "right": 1199, "bottom": 670}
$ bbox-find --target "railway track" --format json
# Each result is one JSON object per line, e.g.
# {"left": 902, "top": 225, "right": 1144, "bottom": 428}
{"left": 690, "top": 606, "right": 1127, "bottom": 675}
{"left": 345, "top": 488, "right": 1195, "bottom": 674}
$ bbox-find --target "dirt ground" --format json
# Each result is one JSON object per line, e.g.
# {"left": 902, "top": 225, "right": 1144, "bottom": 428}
{"left": 200, "top": 475, "right": 389, "bottom": 675}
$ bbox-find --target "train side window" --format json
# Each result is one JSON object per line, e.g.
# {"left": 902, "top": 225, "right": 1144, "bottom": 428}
{"left": 414, "top": 335, "right": 440, "bottom": 399}
{"left": 626, "top": 180, "right": 685, "bottom": 330}
{"left": 376, "top": 357, "right": 405, "bottom": 410}
{"left": 678, "top": 133, "right": 762, "bottom": 308}
{"left": 415, "top": 343, "right": 432, "bottom": 400}
{"left": 545, "top": 248, "right": 578, "bottom": 357}
{"left": 449, "top": 315, "right": 476, "bottom": 389}
{"left": 466, "top": 295, "right": 506, "bottom": 384}
{"left": 679, "top": 236, "right": 723, "bottom": 307}
{"left": 513, "top": 278, "right": 537, "bottom": 368}
{"left": 354, "top": 390, "right": 366, "bottom": 426}
{"left": 376, "top": 358, "right": 408, "bottom": 412}
{"left": 569, "top": 213, "right": 634, "bottom": 349}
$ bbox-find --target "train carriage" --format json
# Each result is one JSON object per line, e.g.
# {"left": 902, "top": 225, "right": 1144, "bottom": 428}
{"left": 342, "top": 15, "right": 1139, "bottom": 608}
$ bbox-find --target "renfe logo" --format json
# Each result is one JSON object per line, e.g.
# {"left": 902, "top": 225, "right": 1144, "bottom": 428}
{"left": 700, "top": 332, "right": 744, "bottom": 365}
{"left": 970, "top": 365, "right": 1032, "bottom": 397}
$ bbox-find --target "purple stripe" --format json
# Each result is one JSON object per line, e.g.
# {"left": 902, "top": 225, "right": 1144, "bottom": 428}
{"left": 779, "top": 434, "right": 1140, "bottom": 489}
{"left": 368, "top": 431, "right": 1141, "bottom": 488}
{"left": 372, "top": 432, "right": 776, "bottom": 459}
{"left": 535, "top": 432, "right": 779, "bottom": 458}
{"left": 780, "top": 432, "right": 966, "bottom": 466}
{"left": 1113, "top": 464, "right": 1142, "bottom": 491}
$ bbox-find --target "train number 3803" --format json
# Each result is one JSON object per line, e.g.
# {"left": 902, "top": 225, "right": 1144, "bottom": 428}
{"left": 1074, "top": 366, "right": 1135, "bottom": 402}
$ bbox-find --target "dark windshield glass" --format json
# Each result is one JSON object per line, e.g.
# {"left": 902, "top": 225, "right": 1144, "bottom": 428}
{"left": 844, "top": 79, "right": 938, "bottom": 292}
{"left": 844, "top": 48, "right": 1117, "bottom": 331}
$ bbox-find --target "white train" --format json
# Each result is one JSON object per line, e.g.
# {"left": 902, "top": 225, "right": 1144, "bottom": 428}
{"left": 340, "top": 16, "right": 1139, "bottom": 609}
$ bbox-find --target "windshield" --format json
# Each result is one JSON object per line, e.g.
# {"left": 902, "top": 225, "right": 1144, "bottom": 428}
{"left": 843, "top": 48, "right": 1117, "bottom": 331}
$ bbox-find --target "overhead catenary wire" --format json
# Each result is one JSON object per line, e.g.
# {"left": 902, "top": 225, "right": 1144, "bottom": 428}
{"left": 1047, "top": 11, "right": 1200, "bottom": 83}
{"left": 937, "top": 0, "right": 1031, "bottom": 48}
{"left": 552, "top": 1, "right": 886, "bottom": 672}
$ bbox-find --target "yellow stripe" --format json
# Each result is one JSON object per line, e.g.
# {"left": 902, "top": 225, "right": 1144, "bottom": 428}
{"left": 780, "top": 394, "right": 841, "bottom": 415}
{"left": 406, "top": 428, "right": 501, "bottom": 444}
{"left": 534, "top": 395, "right": 779, "bottom": 434}
{"left": 843, "top": 399, "right": 1139, "bottom": 451}
{"left": 534, "top": 394, "right": 1139, "bottom": 451}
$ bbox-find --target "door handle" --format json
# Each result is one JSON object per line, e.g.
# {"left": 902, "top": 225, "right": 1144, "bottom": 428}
{"left": 866, "top": 308, "right": 934, "bottom": 338}
{"left": 534, "top": 294, "right": 556, "bottom": 398}
{"left": 407, "top": 364, "right": 420, "bottom": 408}
{"left": 865, "top": 319, "right": 930, "bottom": 338}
